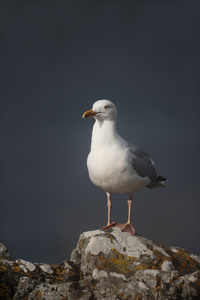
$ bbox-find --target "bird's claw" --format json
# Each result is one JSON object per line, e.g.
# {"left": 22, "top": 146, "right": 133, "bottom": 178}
{"left": 101, "top": 222, "right": 117, "bottom": 229}
{"left": 115, "top": 222, "right": 136, "bottom": 235}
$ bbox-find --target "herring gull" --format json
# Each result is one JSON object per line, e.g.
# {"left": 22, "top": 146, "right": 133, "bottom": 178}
{"left": 82, "top": 99, "right": 166, "bottom": 235}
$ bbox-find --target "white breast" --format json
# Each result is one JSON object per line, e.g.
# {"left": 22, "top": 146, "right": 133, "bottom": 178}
{"left": 87, "top": 145, "right": 150, "bottom": 194}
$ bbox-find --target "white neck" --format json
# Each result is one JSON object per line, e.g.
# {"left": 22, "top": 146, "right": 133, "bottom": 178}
{"left": 91, "top": 119, "right": 119, "bottom": 150}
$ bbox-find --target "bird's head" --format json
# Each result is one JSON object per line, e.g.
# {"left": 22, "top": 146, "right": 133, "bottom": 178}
{"left": 82, "top": 99, "right": 118, "bottom": 121}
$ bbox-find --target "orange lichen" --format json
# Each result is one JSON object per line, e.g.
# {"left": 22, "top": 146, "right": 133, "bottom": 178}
{"left": 153, "top": 276, "right": 163, "bottom": 295}
{"left": 35, "top": 290, "right": 43, "bottom": 299}
{"left": 50, "top": 265, "right": 68, "bottom": 283}
{"left": 109, "top": 236, "right": 115, "bottom": 243}
{"left": 135, "top": 294, "right": 144, "bottom": 299}
{"left": 112, "top": 291, "right": 116, "bottom": 295}
{"left": 96, "top": 254, "right": 110, "bottom": 270}
{"left": 95, "top": 248, "right": 137, "bottom": 275}
{"left": 152, "top": 248, "right": 171, "bottom": 270}
{"left": 133, "top": 265, "right": 144, "bottom": 271}
{"left": 13, "top": 266, "right": 20, "bottom": 272}
{"left": 169, "top": 248, "right": 200, "bottom": 275}
{"left": 0, "top": 265, "right": 7, "bottom": 271}
{"left": 0, "top": 284, "right": 11, "bottom": 298}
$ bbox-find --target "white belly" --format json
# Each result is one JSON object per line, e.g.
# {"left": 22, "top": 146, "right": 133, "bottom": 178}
{"left": 87, "top": 146, "right": 150, "bottom": 194}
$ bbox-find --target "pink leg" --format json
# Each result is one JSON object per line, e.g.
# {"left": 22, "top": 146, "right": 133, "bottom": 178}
{"left": 101, "top": 193, "right": 116, "bottom": 229}
{"left": 127, "top": 198, "right": 132, "bottom": 224}
{"left": 116, "top": 194, "right": 135, "bottom": 235}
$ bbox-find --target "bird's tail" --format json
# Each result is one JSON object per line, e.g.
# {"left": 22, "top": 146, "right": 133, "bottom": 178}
{"left": 146, "top": 175, "right": 167, "bottom": 188}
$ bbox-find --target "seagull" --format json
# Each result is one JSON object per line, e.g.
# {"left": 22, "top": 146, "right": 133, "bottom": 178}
{"left": 82, "top": 99, "right": 166, "bottom": 235}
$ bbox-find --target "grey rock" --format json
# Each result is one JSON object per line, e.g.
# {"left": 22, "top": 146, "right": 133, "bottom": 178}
{"left": 0, "top": 243, "right": 13, "bottom": 261}
{"left": 0, "top": 228, "right": 200, "bottom": 299}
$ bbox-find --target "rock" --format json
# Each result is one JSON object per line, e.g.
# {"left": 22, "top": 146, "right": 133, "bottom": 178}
{"left": 0, "top": 243, "right": 80, "bottom": 300}
{"left": 70, "top": 228, "right": 200, "bottom": 299}
{"left": 0, "top": 228, "right": 200, "bottom": 299}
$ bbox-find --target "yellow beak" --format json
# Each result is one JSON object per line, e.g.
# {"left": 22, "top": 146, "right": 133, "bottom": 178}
{"left": 82, "top": 109, "right": 97, "bottom": 118}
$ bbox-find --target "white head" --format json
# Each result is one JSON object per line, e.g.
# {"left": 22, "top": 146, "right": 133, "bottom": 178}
{"left": 82, "top": 99, "right": 118, "bottom": 122}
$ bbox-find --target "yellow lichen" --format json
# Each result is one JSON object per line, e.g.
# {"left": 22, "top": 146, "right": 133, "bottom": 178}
{"left": 176, "top": 249, "right": 196, "bottom": 268}
{"left": 170, "top": 248, "right": 200, "bottom": 275}
{"left": 0, "top": 265, "right": 7, "bottom": 271}
{"left": 35, "top": 290, "right": 43, "bottom": 299}
{"left": 13, "top": 266, "right": 20, "bottom": 272}
{"left": 133, "top": 265, "right": 144, "bottom": 271}
{"left": 110, "top": 248, "right": 136, "bottom": 274}
{"left": 152, "top": 248, "right": 170, "bottom": 270}
{"left": 135, "top": 294, "right": 144, "bottom": 299}
{"left": 109, "top": 236, "right": 115, "bottom": 243}
{"left": 50, "top": 266, "right": 68, "bottom": 283}
{"left": 96, "top": 248, "right": 136, "bottom": 275}
{"left": 54, "top": 276, "right": 64, "bottom": 281}
{"left": 0, "top": 284, "right": 11, "bottom": 299}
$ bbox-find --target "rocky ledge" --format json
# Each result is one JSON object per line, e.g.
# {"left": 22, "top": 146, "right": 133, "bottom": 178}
{"left": 1, "top": 228, "right": 200, "bottom": 299}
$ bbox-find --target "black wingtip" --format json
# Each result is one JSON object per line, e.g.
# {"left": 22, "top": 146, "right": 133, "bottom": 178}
{"left": 155, "top": 175, "right": 167, "bottom": 182}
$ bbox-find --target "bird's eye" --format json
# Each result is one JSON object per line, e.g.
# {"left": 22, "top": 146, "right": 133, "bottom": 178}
{"left": 104, "top": 105, "right": 109, "bottom": 109}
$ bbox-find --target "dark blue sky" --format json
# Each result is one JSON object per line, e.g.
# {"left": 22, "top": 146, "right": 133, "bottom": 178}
{"left": 1, "top": 0, "right": 200, "bottom": 263}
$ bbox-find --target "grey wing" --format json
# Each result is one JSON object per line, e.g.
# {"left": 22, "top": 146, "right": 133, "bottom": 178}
{"left": 128, "top": 144, "right": 157, "bottom": 182}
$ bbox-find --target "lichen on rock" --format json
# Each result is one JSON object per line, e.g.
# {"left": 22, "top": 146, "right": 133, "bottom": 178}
{"left": 0, "top": 228, "right": 200, "bottom": 299}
